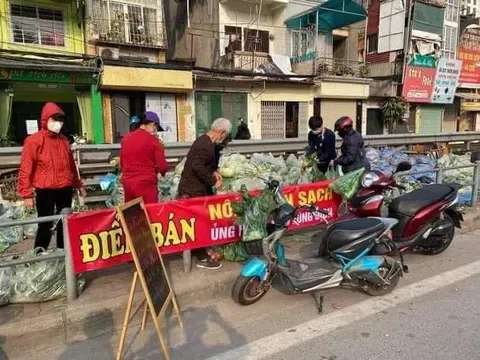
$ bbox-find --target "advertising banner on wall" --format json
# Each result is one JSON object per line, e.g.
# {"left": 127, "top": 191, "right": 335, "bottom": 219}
{"left": 457, "top": 26, "right": 480, "bottom": 88}
{"left": 402, "top": 54, "right": 437, "bottom": 102}
{"left": 431, "top": 58, "right": 462, "bottom": 103}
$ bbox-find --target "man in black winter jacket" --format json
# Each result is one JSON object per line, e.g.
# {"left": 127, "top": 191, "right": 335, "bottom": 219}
{"left": 333, "top": 116, "right": 370, "bottom": 174}
{"left": 306, "top": 116, "right": 337, "bottom": 173}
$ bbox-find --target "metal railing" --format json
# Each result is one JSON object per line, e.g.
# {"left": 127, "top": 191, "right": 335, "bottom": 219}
{"left": 0, "top": 208, "right": 77, "bottom": 301}
{"left": 315, "top": 57, "right": 370, "bottom": 78}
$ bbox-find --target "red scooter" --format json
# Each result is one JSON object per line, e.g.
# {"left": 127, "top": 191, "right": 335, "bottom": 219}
{"left": 318, "top": 161, "right": 463, "bottom": 257}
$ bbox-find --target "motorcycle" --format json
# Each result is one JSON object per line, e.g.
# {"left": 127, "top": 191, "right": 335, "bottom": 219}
{"left": 318, "top": 162, "right": 463, "bottom": 257}
{"left": 232, "top": 180, "right": 406, "bottom": 312}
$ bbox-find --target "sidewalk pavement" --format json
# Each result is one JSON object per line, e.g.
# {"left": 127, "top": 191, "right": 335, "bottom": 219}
{"left": 1, "top": 207, "right": 479, "bottom": 358}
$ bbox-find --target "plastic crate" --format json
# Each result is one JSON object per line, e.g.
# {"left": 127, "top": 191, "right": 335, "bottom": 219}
{"left": 242, "top": 239, "right": 264, "bottom": 255}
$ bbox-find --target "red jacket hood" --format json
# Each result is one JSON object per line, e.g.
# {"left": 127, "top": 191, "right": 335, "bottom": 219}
{"left": 40, "top": 102, "right": 65, "bottom": 130}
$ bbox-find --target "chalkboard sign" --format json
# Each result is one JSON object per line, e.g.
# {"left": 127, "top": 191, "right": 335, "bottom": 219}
{"left": 116, "top": 199, "right": 182, "bottom": 360}
{"left": 119, "top": 200, "right": 170, "bottom": 315}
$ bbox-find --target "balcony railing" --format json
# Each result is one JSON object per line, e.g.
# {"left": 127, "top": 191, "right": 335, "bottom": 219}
{"left": 88, "top": 5, "right": 166, "bottom": 48}
{"left": 218, "top": 51, "right": 270, "bottom": 71}
{"left": 315, "top": 57, "right": 371, "bottom": 79}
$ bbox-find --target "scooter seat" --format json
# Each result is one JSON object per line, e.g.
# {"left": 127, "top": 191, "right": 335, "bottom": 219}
{"left": 327, "top": 218, "right": 385, "bottom": 250}
{"left": 282, "top": 258, "right": 337, "bottom": 281}
{"left": 389, "top": 184, "right": 456, "bottom": 217}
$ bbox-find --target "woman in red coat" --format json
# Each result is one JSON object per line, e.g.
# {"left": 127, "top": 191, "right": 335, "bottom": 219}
{"left": 18, "top": 102, "right": 85, "bottom": 251}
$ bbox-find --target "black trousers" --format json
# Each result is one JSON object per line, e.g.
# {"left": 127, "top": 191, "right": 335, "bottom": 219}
{"left": 34, "top": 187, "right": 73, "bottom": 250}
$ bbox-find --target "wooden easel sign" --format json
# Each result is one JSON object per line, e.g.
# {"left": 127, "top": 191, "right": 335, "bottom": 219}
{"left": 116, "top": 198, "right": 183, "bottom": 360}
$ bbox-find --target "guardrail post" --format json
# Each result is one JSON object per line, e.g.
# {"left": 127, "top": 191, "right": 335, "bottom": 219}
{"left": 436, "top": 168, "right": 443, "bottom": 184}
{"left": 183, "top": 250, "right": 192, "bottom": 274}
{"left": 472, "top": 161, "right": 480, "bottom": 206}
{"left": 61, "top": 208, "right": 77, "bottom": 301}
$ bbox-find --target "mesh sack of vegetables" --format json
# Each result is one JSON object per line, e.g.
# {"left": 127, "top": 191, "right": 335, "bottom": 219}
{"left": 329, "top": 168, "right": 365, "bottom": 200}
{"left": 10, "top": 249, "right": 86, "bottom": 303}
{"left": 0, "top": 267, "right": 13, "bottom": 305}
{"left": 0, "top": 204, "right": 23, "bottom": 252}
{"left": 21, "top": 208, "right": 38, "bottom": 238}
{"left": 232, "top": 184, "right": 284, "bottom": 241}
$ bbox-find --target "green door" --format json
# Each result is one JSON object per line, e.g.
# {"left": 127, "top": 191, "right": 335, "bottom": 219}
{"left": 419, "top": 106, "right": 443, "bottom": 134}
{"left": 195, "top": 92, "right": 223, "bottom": 136}
{"left": 195, "top": 92, "right": 247, "bottom": 137}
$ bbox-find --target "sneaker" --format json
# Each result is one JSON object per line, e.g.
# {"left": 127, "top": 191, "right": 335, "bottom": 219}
{"left": 196, "top": 259, "right": 222, "bottom": 270}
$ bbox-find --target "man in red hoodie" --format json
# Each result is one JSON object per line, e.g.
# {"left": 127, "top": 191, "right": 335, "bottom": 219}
{"left": 120, "top": 111, "right": 169, "bottom": 204}
{"left": 18, "top": 102, "right": 85, "bottom": 251}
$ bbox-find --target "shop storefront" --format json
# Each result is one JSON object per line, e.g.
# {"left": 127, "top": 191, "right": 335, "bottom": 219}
{"left": 457, "top": 92, "right": 480, "bottom": 131}
{"left": 314, "top": 78, "right": 370, "bottom": 131}
{"left": 100, "top": 65, "right": 193, "bottom": 143}
{"left": 0, "top": 65, "right": 101, "bottom": 145}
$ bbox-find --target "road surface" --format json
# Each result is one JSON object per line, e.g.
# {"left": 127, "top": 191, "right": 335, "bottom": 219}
{"left": 9, "top": 229, "right": 480, "bottom": 360}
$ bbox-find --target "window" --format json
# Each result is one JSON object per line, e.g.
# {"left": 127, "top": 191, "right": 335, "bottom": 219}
{"left": 446, "top": 0, "right": 460, "bottom": 22}
{"left": 93, "top": 0, "right": 163, "bottom": 46}
{"left": 367, "top": 34, "right": 378, "bottom": 53}
{"left": 442, "top": 25, "right": 458, "bottom": 59}
{"left": 10, "top": 4, "right": 65, "bottom": 47}
{"left": 244, "top": 28, "right": 269, "bottom": 53}
{"left": 291, "top": 30, "right": 314, "bottom": 58}
{"left": 224, "top": 26, "right": 242, "bottom": 53}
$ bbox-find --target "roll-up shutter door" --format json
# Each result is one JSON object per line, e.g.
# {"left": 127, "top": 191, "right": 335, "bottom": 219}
{"left": 320, "top": 100, "right": 357, "bottom": 130}
{"left": 418, "top": 105, "right": 443, "bottom": 134}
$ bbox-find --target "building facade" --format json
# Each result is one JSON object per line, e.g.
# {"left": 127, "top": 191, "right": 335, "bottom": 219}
{"left": 85, "top": 0, "right": 194, "bottom": 143}
{"left": 0, "top": 0, "right": 102, "bottom": 145}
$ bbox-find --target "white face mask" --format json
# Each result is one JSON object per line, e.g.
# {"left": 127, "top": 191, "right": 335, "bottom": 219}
{"left": 312, "top": 128, "right": 322, "bottom": 135}
{"left": 47, "top": 120, "right": 63, "bottom": 134}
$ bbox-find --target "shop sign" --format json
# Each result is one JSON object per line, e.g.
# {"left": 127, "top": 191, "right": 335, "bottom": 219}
{"left": 402, "top": 64, "right": 436, "bottom": 102}
{"left": 67, "top": 181, "right": 341, "bottom": 274}
{"left": 0, "top": 69, "right": 92, "bottom": 84}
{"left": 431, "top": 58, "right": 462, "bottom": 104}
{"left": 457, "top": 27, "right": 480, "bottom": 88}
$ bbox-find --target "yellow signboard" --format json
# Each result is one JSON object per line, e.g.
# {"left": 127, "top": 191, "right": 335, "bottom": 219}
{"left": 102, "top": 65, "right": 193, "bottom": 92}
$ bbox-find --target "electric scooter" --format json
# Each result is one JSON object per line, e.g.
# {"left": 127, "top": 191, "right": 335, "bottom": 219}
{"left": 232, "top": 180, "right": 406, "bottom": 312}
{"left": 321, "top": 162, "right": 463, "bottom": 256}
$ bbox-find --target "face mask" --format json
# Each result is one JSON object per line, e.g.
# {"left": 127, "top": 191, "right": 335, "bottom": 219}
{"left": 312, "top": 129, "right": 322, "bottom": 135}
{"left": 47, "top": 120, "right": 63, "bottom": 134}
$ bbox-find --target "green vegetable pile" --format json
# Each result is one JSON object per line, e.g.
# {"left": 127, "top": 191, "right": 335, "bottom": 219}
{"left": 329, "top": 168, "right": 365, "bottom": 200}
{"left": 231, "top": 184, "right": 285, "bottom": 241}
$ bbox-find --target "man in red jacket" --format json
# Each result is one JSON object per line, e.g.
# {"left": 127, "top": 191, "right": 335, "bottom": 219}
{"left": 120, "top": 111, "right": 169, "bottom": 204}
{"left": 18, "top": 102, "right": 86, "bottom": 251}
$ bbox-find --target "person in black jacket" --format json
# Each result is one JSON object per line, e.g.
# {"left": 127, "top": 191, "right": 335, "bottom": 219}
{"left": 306, "top": 116, "right": 337, "bottom": 173}
{"left": 234, "top": 117, "right": 251, "bottom": 140}
{"left": 333, "top": 116, "right": 370, "bottom": 174}
{"left": 207, "top": 133, "right": 232, "bottom": 195}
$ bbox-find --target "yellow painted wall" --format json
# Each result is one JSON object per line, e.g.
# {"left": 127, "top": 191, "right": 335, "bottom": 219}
{"left": 102, "top": 66, "right": 193, "bottom": 92}
{"left": 248, "top": 82, "right": 314, "bottom": 139}
{"left": 314, "top": 81, "right": 370, "bottom": 99}
{"left": 0, "top": 0, "right": 85, "bottom": 55}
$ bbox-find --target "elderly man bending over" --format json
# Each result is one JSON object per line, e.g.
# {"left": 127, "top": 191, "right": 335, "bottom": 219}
{"left": 177, "top": 118, "right": 233, "bottom": 270}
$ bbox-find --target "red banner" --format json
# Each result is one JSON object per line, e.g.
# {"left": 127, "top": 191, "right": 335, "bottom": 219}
{"left": 67, "top": 181, "right": 341, "bottom": 274}
{"left": 402, "top": 65, "right": 436, "bottom": 102}
{"left": 457, "top": 27, "right": 480, "bottom": 88}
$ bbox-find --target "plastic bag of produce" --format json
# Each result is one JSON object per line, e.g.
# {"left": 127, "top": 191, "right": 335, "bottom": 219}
{"left": 222, "top": 243, "right": 248, "bottom": 262}
{"left": 10, "top": 249, "right": 86, "bottom": 303}
{"left": 99, "top": 174, "right": 118, "bottom": 191}
{"left": 325, "top": 166, "right": 339, "bottom": 181}
{"left": 106, "top": 181, "right": 124, "bottom": 208}
{"left": 329, "top": 168, "right": 365, "bottom": 200}
{"left": 365, "top": 148, "right": 380, "bottom": 166}
{"left": 21, "top": 208, "right": 38, "bottom": 238}
{"left": 174, "top": 158, "right": 187, "bottom": 175}
{"left": 0, "top": 204, "right": 23, "bottom": 252}
{"left": 0, "top": 267, "right": 13, "bottom": 305}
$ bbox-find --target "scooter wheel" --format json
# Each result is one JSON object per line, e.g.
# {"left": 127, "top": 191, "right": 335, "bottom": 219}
{"left": 232, "top": 275, "right": 269, "bottom": 306}
{"left": 363, "top": 262, "right": 401, "bottom": 296}
{"left": 415, "top": 214, "right": 455, "bottom": 255}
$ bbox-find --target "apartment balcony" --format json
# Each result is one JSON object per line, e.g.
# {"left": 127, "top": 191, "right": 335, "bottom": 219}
{"left": 88, "top": 0, "right": 166, "bottom": 48}
{"left": 218, "top": 51, "right": 271, "bottom": 71}
{"left": 315, "top": 57, "right": 371, "bottom": 79}
{"left": 220, "top": 0, "right": 288, "bottom": 6}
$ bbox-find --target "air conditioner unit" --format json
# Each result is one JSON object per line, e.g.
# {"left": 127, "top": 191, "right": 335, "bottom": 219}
{"left": 98, "top": 46, "right": 120, "bottom": 60}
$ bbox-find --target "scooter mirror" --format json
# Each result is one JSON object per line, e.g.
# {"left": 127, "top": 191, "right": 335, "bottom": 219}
{"left": 395, "top": 161, "right": 412, "bottom": 173}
